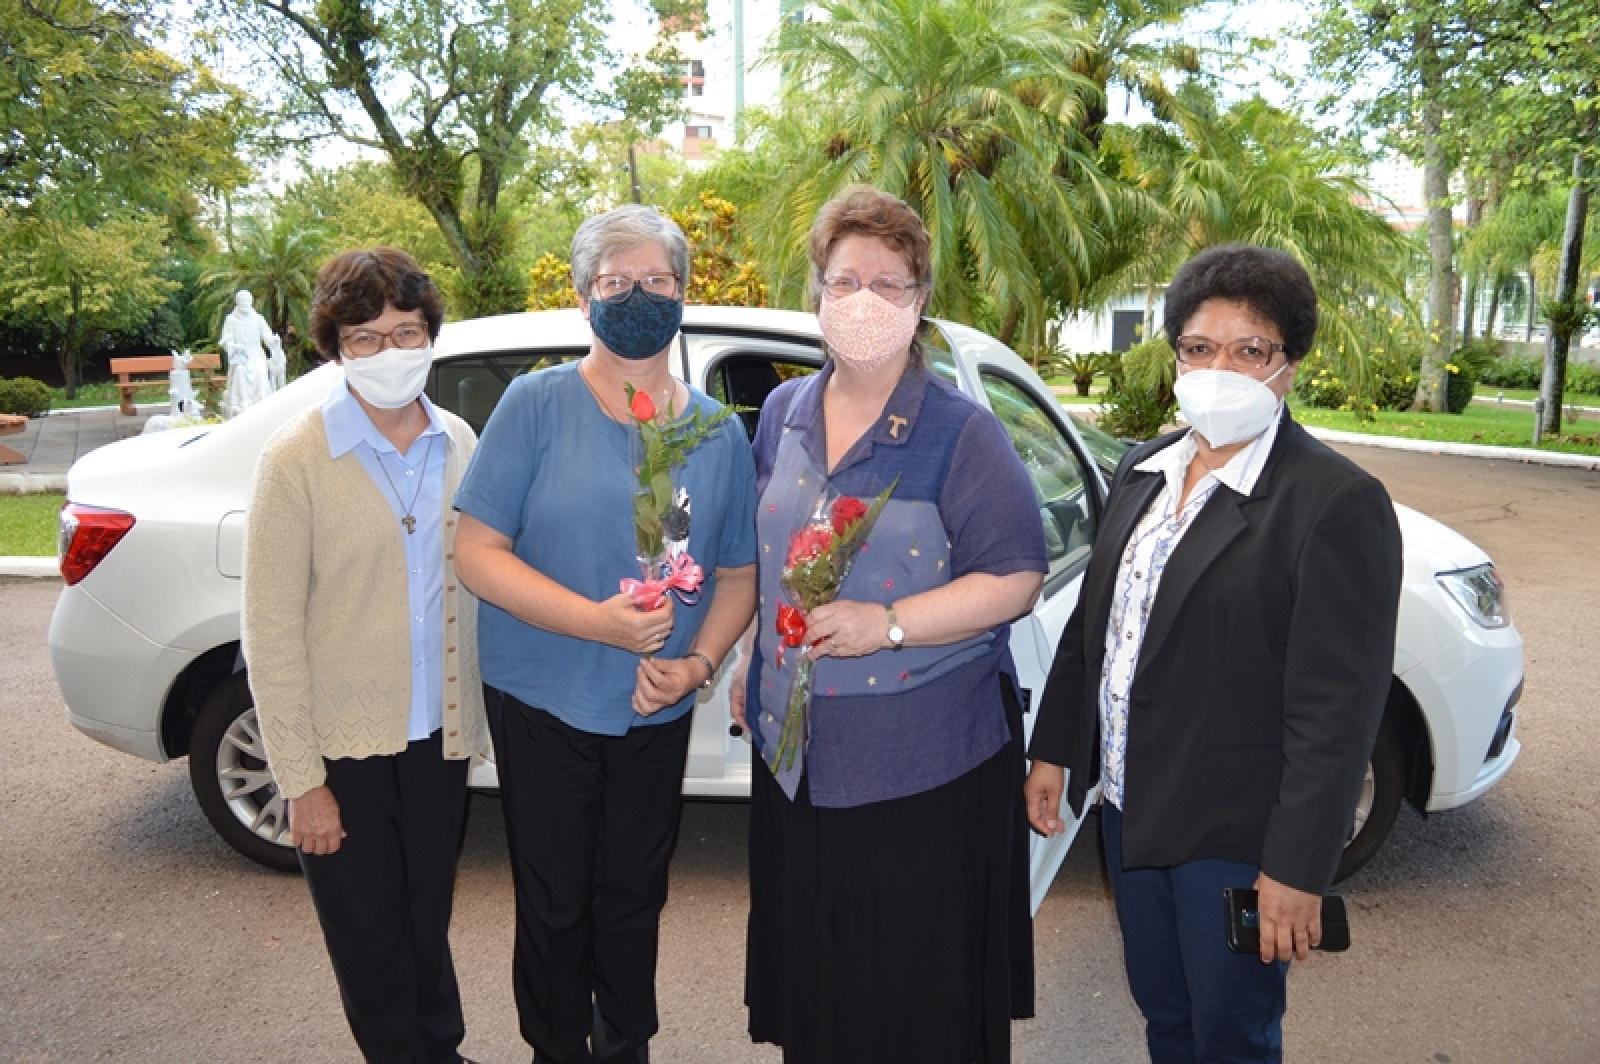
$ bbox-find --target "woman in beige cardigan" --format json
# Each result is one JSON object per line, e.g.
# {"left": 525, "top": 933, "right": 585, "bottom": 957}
{"left": 242, "top": 247, "right": 488, "bottom": 1063}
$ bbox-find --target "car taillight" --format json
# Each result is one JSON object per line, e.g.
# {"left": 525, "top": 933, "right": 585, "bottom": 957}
{"left": 59, "top": 503, "right": 136, "bottom": 586}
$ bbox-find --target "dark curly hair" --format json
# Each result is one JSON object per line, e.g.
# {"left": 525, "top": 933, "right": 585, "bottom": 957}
{"left": 1162, "top": 244, "right": 1318, "bottom": 361}
{"left": 308, "top": 247, "right": 444, "bottom": 362}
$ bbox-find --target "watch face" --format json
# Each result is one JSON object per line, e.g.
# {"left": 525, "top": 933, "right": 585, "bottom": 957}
{"left": 888, "top": 624, "right": 905, "bottom": 646}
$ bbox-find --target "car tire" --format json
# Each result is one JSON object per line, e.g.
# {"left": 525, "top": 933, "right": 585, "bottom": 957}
{"left": 1333, "top": 713, "right": 1405, "bottom": 883}
{"left": 188, "top": 672, "right": 300, "bottom": 873}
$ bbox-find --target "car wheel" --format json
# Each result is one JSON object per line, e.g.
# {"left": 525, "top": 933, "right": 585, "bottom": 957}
{"left": 1333, "top": 713, "right": 1405, "bottom": 883}
{"left": 188, "top": 672, "right": 300, "bottom": 873}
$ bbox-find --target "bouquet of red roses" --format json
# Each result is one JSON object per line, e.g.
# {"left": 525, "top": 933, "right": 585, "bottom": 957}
{"left": 771, "top": 478, "right": 897, "bottom": 771}
{"left": 619, "top": 383, "right": 733, "bottom": 611}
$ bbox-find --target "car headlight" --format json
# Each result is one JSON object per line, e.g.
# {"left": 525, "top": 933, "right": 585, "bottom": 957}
{"left": 1436, "top": 564, "right": 1510, "bottom": 628}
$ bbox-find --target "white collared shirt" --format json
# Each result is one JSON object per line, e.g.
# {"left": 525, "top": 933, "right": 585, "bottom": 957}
{"left": 1097, "top": 411, "right": 1282, "bottom": 809}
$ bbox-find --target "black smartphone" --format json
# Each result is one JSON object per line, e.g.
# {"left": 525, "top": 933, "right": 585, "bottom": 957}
{"left": 1223, "top": 887, "right": 1350, "bottom": 954}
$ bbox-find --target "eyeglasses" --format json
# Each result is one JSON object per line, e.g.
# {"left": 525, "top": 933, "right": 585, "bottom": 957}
{"left": 820, "top": 275, "right": 926, "bottom": 307}
{"left": 1173, "top": 335, "right": 1286, "bottom": 369}
{"left": 592, "top": 273, "right": 681, "bottom": 303}
{"left": 340, "top": 322, "right": 431, "bottom": 357}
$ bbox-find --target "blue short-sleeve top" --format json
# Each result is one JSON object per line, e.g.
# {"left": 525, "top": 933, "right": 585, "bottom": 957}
{"left": 747, "top": 360, "right": 1047, "bottom": 806}
{"left": 454, "top": 361, "right": 758, "bottom": 735}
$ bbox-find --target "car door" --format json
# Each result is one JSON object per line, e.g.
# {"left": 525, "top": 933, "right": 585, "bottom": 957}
{"left": 969, "top": 364, "right": 1105, "bottom": 912}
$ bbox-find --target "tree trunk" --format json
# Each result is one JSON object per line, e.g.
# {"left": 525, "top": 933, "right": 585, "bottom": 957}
{"left": 1539, "top": 153, "right": 1592, "bottom": 436}
{"left": 1411, "top": 80, "right": 1454, "bottom": 412}
{"left": 1458, "top": 193, "right": 1483, "bottom": 343}
{"left": 1524, "top": 270, "right": 1536, "bottom": 342}
{"left": 1484, "top": 273, "right": 1503, "bottom": 339}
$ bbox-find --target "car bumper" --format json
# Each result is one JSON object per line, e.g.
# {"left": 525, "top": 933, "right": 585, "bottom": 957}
{"left": 50, "top": 584, "right": 191, "bottom": 762}
{"left": 1399, "top": 619, "right": 1524, "bottom": 813}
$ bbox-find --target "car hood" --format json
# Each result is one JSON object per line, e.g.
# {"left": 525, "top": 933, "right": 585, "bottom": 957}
{"left": 1395, "top": 502, "right": 1492, "bottom": 573}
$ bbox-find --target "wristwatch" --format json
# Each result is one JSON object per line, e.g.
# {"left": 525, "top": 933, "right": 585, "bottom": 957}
{"left": 885, "top": 605, "right": 905, "bottom": 650}
{"left": 688, "top": 650, "right": 717, "bottom": 689}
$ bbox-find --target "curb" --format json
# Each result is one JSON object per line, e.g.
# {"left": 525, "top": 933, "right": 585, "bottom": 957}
{"left": 0, "top": 473, "right": 68, "bottom": 494}
{"left": 1304, "top": 427, "right": 1600, "bottom": 471}
{"left": 0, "top": 556, "right": 59, "bottom": 579}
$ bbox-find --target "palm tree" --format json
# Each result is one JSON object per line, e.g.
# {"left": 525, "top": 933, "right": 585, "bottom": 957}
{"left": 198, "top": 214, "right": 327, "bottom": 371}
{"left": 754, "top": 0, "right": 1131, "bottom": 348}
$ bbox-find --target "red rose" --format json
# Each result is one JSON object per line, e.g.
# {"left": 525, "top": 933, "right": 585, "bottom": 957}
{"left": 776, "top": 604, "right": 807, "bottom": 647}
{"left": 830, "top": 495, "right": 869, "bottom": 535}
{"left": 785, "top": 526, "right": 834, "bottom": 567}
{"left": 629, "top": 388, "right": 656, "bottom": 422}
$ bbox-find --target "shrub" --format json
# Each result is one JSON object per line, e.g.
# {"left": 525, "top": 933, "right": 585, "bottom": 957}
{"left": 1563, "top": 362, "right": 1599, "bottom": 396}
{"left": 1478, "top": 355, "right": 1544, "bottom": 390}
{"left": 1098, "top": 338, "right": 1176, "bottom": 441}
{"left": 0, "top": 376, "right": 52, "bottom": 417}
{"left": 1444, "top": 363, "right": 1475, "bottom": 414}
{"left": 1369, "top": 346, "right": 1420, "bottom": 411}
{"left": 1293, "top": 351, "right": 1349, "bottom": 409}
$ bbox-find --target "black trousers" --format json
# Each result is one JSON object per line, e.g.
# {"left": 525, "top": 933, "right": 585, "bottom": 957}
{"left": 299, "top": 730, "right": 470, "bottom": 1063}
{"left": 487, "top": 686, "right": 693, "bottom": 1064}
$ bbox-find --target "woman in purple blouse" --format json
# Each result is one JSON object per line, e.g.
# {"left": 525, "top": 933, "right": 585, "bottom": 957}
{"left": 733, "top": 185, "right": 1048, "bottom": 1063}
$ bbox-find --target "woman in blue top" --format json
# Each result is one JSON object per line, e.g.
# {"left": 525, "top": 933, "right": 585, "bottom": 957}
{"left": 453, "top": 205, "right": 757, "bottom": 1064}
{"left": 734, "top": 186, "right": 1048, "bottom": 1063}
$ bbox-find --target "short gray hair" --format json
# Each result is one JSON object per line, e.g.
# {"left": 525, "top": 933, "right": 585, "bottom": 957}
{"left": 570, "top": 205, "right": 690, "bottom": 298}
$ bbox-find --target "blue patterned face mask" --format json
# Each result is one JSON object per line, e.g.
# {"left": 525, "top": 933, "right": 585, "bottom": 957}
{"left": 588, "top": 286, "right": 684, "bottom": 361}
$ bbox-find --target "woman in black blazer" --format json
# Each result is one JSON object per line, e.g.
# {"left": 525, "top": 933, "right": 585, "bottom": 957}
{"left": 1025, "top": 244, "right": 1403, "bottom": 1063}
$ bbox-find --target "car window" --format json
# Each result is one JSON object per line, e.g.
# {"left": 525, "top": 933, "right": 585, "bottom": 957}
{"left": 982, "top": 372, "right": 1098, "bottom": 586}
{"left": 704, "top": 351, "right": 820, "bottom": 441}
{"left": 920, "top": 327, "right": 962, "bottom": 387}
{"left": 429, "top": 350, "right": 582, "bottom": 434}
{"left": 1067, "top": 410, "right": 1131, "bottom": 482}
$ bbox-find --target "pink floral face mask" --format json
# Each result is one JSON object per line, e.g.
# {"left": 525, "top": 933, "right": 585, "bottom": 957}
{"left": 818, "top": 288, "right": 921, "bottom": 370}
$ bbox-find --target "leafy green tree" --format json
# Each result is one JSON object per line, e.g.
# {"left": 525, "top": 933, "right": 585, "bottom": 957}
{"left": 0, "top": 0, "right": 250, "bottom": 392}
{"left": 213, "top": 0, "right": 703, "bottom": 316}
{"left": 753, "top": 0, "right": 1122, "bottom": 347}
{"left": 0, "top": 212, "right": 178, "bottom": 392}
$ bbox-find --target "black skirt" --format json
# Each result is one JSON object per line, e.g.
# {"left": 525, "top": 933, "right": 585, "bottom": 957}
{"left": 745, "top": 682, "right": 1035, "bottom": 1064}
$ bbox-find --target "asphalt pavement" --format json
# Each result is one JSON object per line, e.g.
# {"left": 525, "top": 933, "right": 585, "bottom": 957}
{"left": 2, "top": 447, "right": 1599, "bottom": 1062}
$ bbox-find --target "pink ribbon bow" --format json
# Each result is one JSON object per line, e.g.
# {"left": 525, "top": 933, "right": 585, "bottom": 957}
{"left": 620, "top": 552, "right": 705, "bottom": 611}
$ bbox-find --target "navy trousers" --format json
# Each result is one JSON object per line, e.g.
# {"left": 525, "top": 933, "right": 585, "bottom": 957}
{"left": 300, "top": 730, "right": 470, "bottom": 1063}
{"left": 1101, "top": 804, "right": 1287, "bottom": 1064}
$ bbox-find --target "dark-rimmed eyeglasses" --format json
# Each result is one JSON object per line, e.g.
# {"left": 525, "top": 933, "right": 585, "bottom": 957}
{"left": 592, "top": 273, "right": 681, "bottom": 303}
{"left": 1172, "top": 335, "right": 1285, "bottom": 369}
{"left": 340, "top": 322, "right": 431, "bottom": 357}
{"left": 820, "top": 275, "right": 926, "bottom": 307}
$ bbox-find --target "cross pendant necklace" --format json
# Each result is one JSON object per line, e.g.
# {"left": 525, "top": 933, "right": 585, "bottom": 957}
{"left": 376, "top": 435, "right": 436, "bottom": 535}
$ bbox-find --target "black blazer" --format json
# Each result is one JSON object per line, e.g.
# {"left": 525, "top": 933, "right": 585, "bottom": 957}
{"left": 1030, "top": 410, "right": 1402, "bottom": 894}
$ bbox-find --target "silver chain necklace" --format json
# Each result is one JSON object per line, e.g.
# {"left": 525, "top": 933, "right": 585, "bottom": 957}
{"left": 375, "top": 434, "right": 437, "bottom": 535}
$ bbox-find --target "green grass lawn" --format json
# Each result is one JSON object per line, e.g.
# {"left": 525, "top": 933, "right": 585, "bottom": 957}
{"left": 1291, "top": 400, "right": 1600, "bottom": 456}
{"left": 44, "top": 382, "right": 127, "bottom": 409}
{"left": 0, "top": 492, "right": 63, "bottom": 556}
{"left": 1473, "top": 385, "right": 1600, "bottom": 406}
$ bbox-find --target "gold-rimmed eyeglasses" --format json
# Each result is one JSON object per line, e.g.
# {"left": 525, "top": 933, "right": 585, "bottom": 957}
{"left": 340, "top": 322, "right": 431, "bottom": 357}
{"left": 1173, "top": 335, "right": 1285, "bottom": 370}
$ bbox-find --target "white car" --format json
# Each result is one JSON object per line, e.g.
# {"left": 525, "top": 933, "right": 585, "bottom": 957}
{"left": 49, "top": 307, "right": 1523, "bottom": 907}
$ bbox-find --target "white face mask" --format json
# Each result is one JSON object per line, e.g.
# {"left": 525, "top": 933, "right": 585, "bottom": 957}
{"left": 342, "top": 344, "right": 433, "bottom": 409}
{"left": 1174, "top": 364, "right": 1289, "bottom": 448}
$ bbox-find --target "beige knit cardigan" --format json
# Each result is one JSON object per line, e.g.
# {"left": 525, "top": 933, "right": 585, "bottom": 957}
{"left": 241, "top": 403, "right": 489, "bottom": 800}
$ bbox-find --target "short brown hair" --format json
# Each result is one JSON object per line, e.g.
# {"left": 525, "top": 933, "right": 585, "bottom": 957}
{"left": 309, "top": 247, "right": 444, "bottom": 362}
{"left": 806, "top": 186, "right": 933, "bottom": 310}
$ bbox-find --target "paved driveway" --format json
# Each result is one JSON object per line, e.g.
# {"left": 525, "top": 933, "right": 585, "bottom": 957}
{"left": 2, "top": 445, "right": 1597, "bottom": 1062}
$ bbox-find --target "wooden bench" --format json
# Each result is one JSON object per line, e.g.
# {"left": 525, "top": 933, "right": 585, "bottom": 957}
{"left": 0, "top": 412, "right": 26, "bottom": 465}
{"left": 109, "top": 353, "right": 223, "bottom": 416}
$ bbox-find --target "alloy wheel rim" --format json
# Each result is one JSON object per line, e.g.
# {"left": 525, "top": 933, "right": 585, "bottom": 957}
{"left": 214, "top": 707, "right": 291, "bottom": 846}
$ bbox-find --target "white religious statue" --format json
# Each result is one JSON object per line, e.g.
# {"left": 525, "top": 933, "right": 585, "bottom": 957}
{"left": 265, "top": 331, "right": 287, "bottom": 392}
{"left": 168, "top": 348, "right": 199, "bottom": 418}
{"left": 220, "top": 290, "right": 278, "bottom": 418}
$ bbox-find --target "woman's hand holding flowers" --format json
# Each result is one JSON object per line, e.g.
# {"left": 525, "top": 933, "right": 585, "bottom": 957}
{"left": 596, "top": 590, "right": 675, "bottom": 655}
{"left": 804, "top": 599, "right": 892, "bottom": 660}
